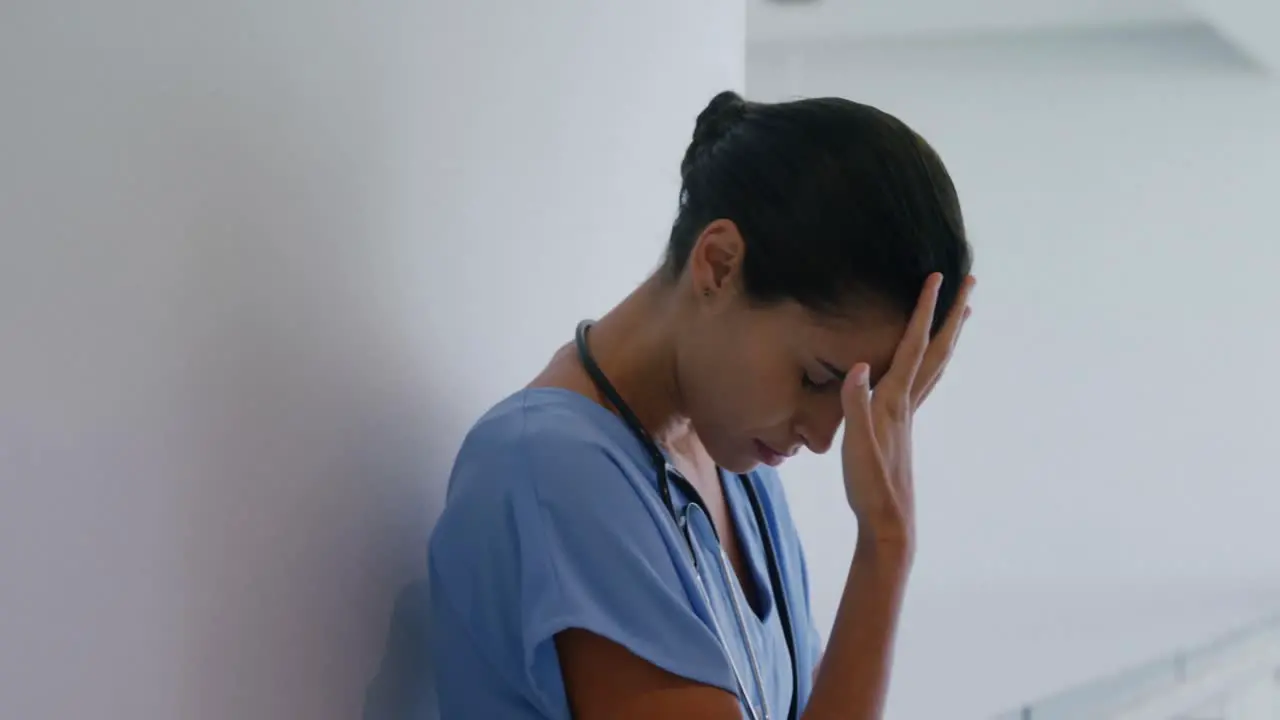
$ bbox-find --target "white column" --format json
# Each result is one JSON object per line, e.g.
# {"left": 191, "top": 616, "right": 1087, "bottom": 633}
{"left": 0, "top": 3, "right": 744, "bottom": 718}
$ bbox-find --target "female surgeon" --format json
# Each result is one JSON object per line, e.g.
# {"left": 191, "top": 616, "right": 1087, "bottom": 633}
{"left": 411, "top": 90, "right": 974, "bottom": 719}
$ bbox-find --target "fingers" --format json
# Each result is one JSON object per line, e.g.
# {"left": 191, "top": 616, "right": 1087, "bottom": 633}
{"left": 879, "top": 273, "right": 943, "bottom": 401}
{"left": 912, "top": 275, "right": 976, "bottom": 406}
{"left": 914, "top": 305, "right": 971, "bottom": 406}
{"left": 840, "top": 362, "right": 883, "bottom": 465}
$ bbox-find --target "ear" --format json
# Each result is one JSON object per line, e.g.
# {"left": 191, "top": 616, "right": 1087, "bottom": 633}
{"left": 687, "top": 219, "right": 745, "bottom": 300}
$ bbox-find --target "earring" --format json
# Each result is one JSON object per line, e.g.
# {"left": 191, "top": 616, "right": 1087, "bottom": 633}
{"left": 703, "top": 289, "right": 712, "bottom": 297}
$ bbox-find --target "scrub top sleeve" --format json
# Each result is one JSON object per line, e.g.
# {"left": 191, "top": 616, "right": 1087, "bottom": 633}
{"left": 514, "top": 435, "right": 737, "bottom": 709}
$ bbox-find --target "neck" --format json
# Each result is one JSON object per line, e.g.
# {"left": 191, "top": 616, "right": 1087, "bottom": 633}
{"left": 581, "top": 274, "right": 693, "bottom": 453}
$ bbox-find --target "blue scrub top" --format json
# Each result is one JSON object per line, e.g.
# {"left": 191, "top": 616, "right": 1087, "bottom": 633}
{"left": 366, "top": 388, "right": 822, "bottom": 719}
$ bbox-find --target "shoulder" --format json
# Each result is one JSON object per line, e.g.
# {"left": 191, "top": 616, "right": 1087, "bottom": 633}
{"left": 425, "top": 389, "right": 739, "bottom": 712}
{"left": 439, "top": 388, "right": 655, "bottom": 516}
{"left": 428, "top": 389, "right": 676, "bottom": 596}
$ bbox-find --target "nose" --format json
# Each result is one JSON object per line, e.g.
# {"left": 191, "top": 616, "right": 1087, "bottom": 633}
{"left": 798, "top": 399, "right": 844, "bottom": 455}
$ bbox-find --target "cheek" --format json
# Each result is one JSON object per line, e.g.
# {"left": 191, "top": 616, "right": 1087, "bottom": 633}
{"left": 686, "top": 351, "right": 797, "bottom": 430}
{"left": 799, "top": 390, "right": 845, "bottom": 439}
{"left": 723, "top": 354, "right": 801, "bottom": 424}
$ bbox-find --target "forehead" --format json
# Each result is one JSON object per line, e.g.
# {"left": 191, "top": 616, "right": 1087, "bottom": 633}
{"left": 782, "top": 302, "right": 908, "bottom": 382}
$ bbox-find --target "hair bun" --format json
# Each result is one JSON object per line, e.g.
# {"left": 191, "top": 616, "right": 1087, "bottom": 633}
{"left": 694, "top": 91, "right": 747, "bottom": 145}
{"left": 682, "top": 90, "right": 748, "bottom": 179}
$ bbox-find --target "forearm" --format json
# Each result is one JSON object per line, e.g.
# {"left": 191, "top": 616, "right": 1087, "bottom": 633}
{"left": 802, "top": 540, "right": 911, "bottom": 720}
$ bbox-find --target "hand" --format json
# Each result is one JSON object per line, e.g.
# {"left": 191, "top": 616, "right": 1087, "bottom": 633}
{"left": 839, "top": 273, "right": 974, "bottom": 552}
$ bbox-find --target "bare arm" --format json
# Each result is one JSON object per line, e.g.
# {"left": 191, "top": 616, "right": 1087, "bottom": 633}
{"left": 559, "top": 273, "right": 973, "bottom": 719}
{"left": 803, "top": 542, "right": 910, "bottom": 718}
{"left": 556, "top": 629, "right": 745, "bottom": 718}
{"left": 556, "top": 546, "right": 907, "bottom": 720}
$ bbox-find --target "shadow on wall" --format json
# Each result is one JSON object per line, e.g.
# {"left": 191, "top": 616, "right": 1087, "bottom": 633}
{"left": 183, "top": 361, "right": 451, "bottom": 720}
{"left": 364, "top": 578, "right": 438, "bottom": 718}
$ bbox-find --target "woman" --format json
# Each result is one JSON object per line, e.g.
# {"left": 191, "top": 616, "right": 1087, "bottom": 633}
{"left": 415, "top": 90, "right": 973, "bottom": 719}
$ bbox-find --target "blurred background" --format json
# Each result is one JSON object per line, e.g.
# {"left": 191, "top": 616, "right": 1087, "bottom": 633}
{"left": 1, "top": 1, "right": 1277, "bottom": 718}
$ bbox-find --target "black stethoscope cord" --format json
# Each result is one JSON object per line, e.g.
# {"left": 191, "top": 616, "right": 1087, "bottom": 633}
{"left": 574, "top": 319, "right": 799, "bottom": 720}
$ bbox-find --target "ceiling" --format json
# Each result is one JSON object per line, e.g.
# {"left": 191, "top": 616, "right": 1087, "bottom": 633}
{"left": 746, "top": 0, "right": 1278, "bottom": 72}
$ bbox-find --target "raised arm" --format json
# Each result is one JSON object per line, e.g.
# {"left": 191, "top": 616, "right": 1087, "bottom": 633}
{"left": 559, "top": 273, "right": 975, "bottom": 719}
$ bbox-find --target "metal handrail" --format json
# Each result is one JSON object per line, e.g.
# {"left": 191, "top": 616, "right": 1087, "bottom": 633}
{"left": 993, "top": 612, "right": 1280, "bottom": 719}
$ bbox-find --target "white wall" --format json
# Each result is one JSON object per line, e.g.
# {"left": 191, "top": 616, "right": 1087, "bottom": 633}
{"left": 749, "top": 24, "right": 1280, "bottom": 719}
{"left": 0, "top": 2, "right": 743, "bottom": 718}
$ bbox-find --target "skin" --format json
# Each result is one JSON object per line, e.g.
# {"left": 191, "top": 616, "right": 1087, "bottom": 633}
{"left": 530, "top": 218, "right": 974, "bottom": 719}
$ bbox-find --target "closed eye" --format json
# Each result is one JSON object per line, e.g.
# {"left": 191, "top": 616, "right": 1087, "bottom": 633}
{"left": 802, "top": 359, "right": 847, "bottom": 393}
{"left": 801, "top": 371, "right": 840, "bottom": 393}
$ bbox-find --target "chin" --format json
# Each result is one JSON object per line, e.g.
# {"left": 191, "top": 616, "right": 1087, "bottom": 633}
{"left": 699, "top": 433, "right": 761, "bottom": 474}
{"left": 714, "top": 451, "right": 761, "bottom": 476}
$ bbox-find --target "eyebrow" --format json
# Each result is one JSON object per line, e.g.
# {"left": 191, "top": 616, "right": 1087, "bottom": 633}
{"left": 821, "top": 359, "right": 883, "bottom": 389}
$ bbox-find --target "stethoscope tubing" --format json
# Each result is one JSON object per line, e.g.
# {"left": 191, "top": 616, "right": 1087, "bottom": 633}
{"left": 574, "top": 320, "right": 798, "bottom": 720}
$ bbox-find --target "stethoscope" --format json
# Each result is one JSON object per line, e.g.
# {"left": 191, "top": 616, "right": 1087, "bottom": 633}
{"left": 575, "top": 320, "right": 798, "bottom": 720}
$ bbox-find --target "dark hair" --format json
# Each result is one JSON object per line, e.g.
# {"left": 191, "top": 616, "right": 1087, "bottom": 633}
{"left": 664, "top": 90, "right": 972, "bottom": 332}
